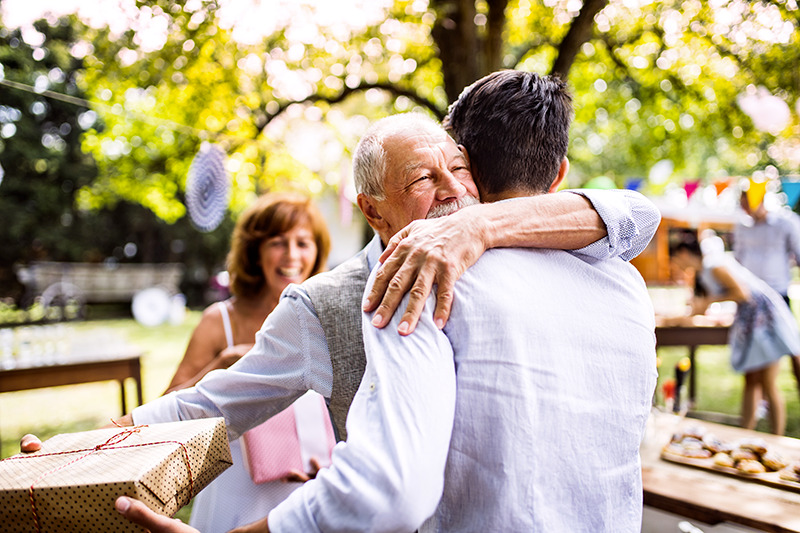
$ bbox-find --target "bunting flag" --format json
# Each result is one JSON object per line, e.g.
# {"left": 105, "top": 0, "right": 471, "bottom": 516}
{"left": 781, "top": 179, "right": 800, "bottom": 209}
{"left": 683, "top": 180, "right": 701, "bottom": 200}
{"left": 624, "top": 178, "right": 644, "bottom": 191}
{"left": 746, "top": 179, "right": 768, "bottom": 211}
{"left": 712, "top": 177, "right": 732, "bottom": 196}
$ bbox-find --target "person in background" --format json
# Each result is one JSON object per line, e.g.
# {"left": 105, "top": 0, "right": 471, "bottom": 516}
{"left": 671, "top": 230, "right": 800, "bottom": 435}
{"left": 734, "top": 192, "right": 800, "bottom": 307}
{"left": 734, "top": 192, "right": 800, "bottom": 392}
{"left": 168, "top": 192, "right": 333, "bottom": 533}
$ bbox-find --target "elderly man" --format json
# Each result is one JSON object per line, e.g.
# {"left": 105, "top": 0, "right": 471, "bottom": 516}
{"left": 254, "top": 72, "right": 658, "bottom": 532}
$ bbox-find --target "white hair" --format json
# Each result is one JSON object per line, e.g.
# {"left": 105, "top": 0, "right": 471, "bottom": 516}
{"left": 352, "top": 113, "right": 447, "bottom": 200}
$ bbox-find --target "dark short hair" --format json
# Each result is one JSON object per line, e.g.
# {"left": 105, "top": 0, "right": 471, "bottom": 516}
{"left": 443, "top": 70, "right": 573, "bottom": 195}
{"left": 227, "top": 192, "right": 331, "bottom": 298}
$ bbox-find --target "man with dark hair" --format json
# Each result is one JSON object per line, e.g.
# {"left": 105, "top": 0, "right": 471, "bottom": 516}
{"left": 443, "top": 71, "right": 573, "bottom": 196}
{"left": 260, "top": 71, "right": 657, "bottom": 532}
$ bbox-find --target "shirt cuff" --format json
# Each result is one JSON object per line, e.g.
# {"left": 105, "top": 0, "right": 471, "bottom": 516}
{"left": 567, "top": 189, "right": 637, "bottom": 260}
{"left": 268, "top": 487, "right": 321, "bottom": 533}
{"left": 131, "top": 393, "right": 181, "bottom": 425}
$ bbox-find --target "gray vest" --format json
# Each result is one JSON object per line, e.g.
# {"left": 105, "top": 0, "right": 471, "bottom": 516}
{"left": 304, "top": 250, "right": 370, "bottom": 441}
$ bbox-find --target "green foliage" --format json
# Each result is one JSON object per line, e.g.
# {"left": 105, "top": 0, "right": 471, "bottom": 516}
{"left": 1, "top": 0, "right": 799, "bottom": 304}
{"left": 0, "top": 18, "right": 99, "bottom": 297}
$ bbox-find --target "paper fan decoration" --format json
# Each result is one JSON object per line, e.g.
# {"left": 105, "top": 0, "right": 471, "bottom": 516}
{"left": 186, "top": 142, "right": 230, "bottom": 232}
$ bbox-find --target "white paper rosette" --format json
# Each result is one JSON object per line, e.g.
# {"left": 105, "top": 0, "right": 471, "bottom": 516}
{"left": 186, "top": 142, "right": 230, "bottom": 232}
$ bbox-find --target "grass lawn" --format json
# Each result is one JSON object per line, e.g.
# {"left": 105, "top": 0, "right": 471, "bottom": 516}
{"left": 656, "top": 344, "right": 800, "bottom": 437}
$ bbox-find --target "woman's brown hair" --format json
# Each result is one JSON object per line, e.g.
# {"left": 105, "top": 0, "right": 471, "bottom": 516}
{"left": 226, "top": 192, "right": 331, "bottom": 298}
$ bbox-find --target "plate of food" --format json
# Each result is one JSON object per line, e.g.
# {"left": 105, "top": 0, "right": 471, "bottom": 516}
{"left": 661, "top": 424, "right": 800, "bottom": 493}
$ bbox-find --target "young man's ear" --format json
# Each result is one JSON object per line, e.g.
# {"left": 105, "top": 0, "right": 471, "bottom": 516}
{"left": 457, "top": 144, "right": 471, "bottom": 168}
{"left": 357, "top": 193, "right": 388, "bottom": 235}
{"left": 548, "top": 157, "right": 570, "bottom": 193}
{"left": 458, "top": 144, "right": 486, "bottom": 198}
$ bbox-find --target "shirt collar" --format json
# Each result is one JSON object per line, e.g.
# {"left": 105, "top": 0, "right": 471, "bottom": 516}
{"left": 364, "top": 234, "right": 384, "bottom": 272}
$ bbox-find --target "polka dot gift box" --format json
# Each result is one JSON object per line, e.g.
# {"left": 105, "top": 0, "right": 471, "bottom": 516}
{"left": 0, "top": 418, "right": 231, "bottom": 532}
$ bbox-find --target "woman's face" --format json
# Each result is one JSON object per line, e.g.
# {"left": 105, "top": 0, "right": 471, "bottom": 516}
{"left": 258, "top": 222, "right": 318, "bottom": 295}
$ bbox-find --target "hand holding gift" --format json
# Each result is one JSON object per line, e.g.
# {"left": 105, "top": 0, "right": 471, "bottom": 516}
{"left": 1, "top": 419, "right": 231, "bottom": 533}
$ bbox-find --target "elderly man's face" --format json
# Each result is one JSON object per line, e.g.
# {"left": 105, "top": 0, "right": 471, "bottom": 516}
{"left": 359, "top": 125, "right": 479, "bottom": 242}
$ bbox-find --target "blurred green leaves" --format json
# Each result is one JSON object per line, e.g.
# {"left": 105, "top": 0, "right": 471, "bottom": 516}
{"left": 1, "top": 0, "right": 798, "bottom": 301}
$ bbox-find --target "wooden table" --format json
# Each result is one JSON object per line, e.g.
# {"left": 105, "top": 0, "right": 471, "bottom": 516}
{"left": 642, "top": 414, "right": 800, "bottom": 532}
{"left": 0, "top": 348, "right": 143, "bottom": 414}
{"left": 655, "top": 324, "right": 730, "bottom": 408}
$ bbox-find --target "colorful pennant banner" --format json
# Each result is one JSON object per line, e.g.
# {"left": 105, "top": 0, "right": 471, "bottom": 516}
{"left": 746, "top": 179, "right": 767, "bottom": 211}
{"left": 780, "top": 179, "right": 800, "bottom": 209}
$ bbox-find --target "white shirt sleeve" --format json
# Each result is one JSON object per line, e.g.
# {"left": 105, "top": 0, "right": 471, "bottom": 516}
{"left": 132, "top": 286, "right": 333, "bottom": 441}
{"left": 567, "top": 189, "right": 661, "bottom": 261}
{"left": 268, "top": 274, "right": 456, "bottom": 533}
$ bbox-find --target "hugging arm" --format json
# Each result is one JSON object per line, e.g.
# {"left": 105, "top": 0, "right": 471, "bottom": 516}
{"left": 132, "top": 289, "right": 331, "bottom": 441}
{"left": 267, "top": 288, "right": 456, "bottom": 532}
{"left": 365, "top": 189, "right": 661, "bottom": 334}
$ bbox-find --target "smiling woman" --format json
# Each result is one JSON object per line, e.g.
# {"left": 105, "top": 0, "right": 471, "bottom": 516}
{"left": 164, "top": 192, "right": 330, "bottom": 393}
{"left": 159, "top": 191, "right": 333, "bottom": 532}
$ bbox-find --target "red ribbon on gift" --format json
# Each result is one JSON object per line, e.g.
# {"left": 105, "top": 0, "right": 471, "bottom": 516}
{"left": 2, "top": 423, "right": 195, "bottom": 533}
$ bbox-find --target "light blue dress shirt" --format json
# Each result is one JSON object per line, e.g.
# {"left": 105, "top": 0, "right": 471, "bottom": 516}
{"left": 269, "top": 234, "right": 659, "bottom": 532}
{"left": 733, "top": 209, "right": 800, "bottom": 297}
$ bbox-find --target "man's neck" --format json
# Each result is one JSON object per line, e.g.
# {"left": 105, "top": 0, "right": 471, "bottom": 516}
{"left": 481, "top": 188, "right": 543, "bottom": 203}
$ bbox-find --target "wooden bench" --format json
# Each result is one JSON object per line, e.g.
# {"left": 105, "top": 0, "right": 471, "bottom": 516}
{"left": 15, "top": 262, "right": 184, "bottom": 316}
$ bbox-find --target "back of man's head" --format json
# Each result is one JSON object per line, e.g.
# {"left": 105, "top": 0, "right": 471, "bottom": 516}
{"left": 443, "top": 70, "right": 573, "bottom": 196}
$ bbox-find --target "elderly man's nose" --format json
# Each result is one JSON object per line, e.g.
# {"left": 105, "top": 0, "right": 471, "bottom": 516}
{"left": 436, "top": 171, "right": 468, "bottom": 200}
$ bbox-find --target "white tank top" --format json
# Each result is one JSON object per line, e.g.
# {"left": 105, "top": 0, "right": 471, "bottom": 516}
{"left": 217, "top": 301, "right": 234, "bottom": 348}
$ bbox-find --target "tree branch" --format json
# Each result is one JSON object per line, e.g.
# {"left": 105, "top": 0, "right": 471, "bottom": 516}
{"left": 550, "top": 0, "right": 608, "bottom": 80}
{"left": 509, "top": 34, "right": 553, "bottom": 68}
{"left": 255, "top": 82, "right": 445, "bottom": 134}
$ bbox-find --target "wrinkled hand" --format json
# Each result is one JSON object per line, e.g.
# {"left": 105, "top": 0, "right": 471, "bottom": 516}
{"left": 115, "top": 496, "right": 199, "bottom": 533}
{"left": 282, "top": 456, "right": 322, "bottom": 483}
{"left": 363, "top": 211, "right": 487, "bottom": 335}
{"left": 20, "top": 434, "right": 42, "bottom": 453}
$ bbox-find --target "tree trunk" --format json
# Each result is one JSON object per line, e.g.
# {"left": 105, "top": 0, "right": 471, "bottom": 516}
{"left": 550, "top": 0, "right": 608, "bottom": 80}
{"left": 431, "top": 0, "right": 482, "bottom": 103}
{"left": 485, "top": 0, "right": 509, "bottom": 73}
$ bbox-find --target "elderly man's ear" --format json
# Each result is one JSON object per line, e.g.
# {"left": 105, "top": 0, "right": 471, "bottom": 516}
{"left": 357, "top": 194, "right": 389, "bottom": 235}
{"left": 548, "top": 158, "right": 569, "bottom": 193}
